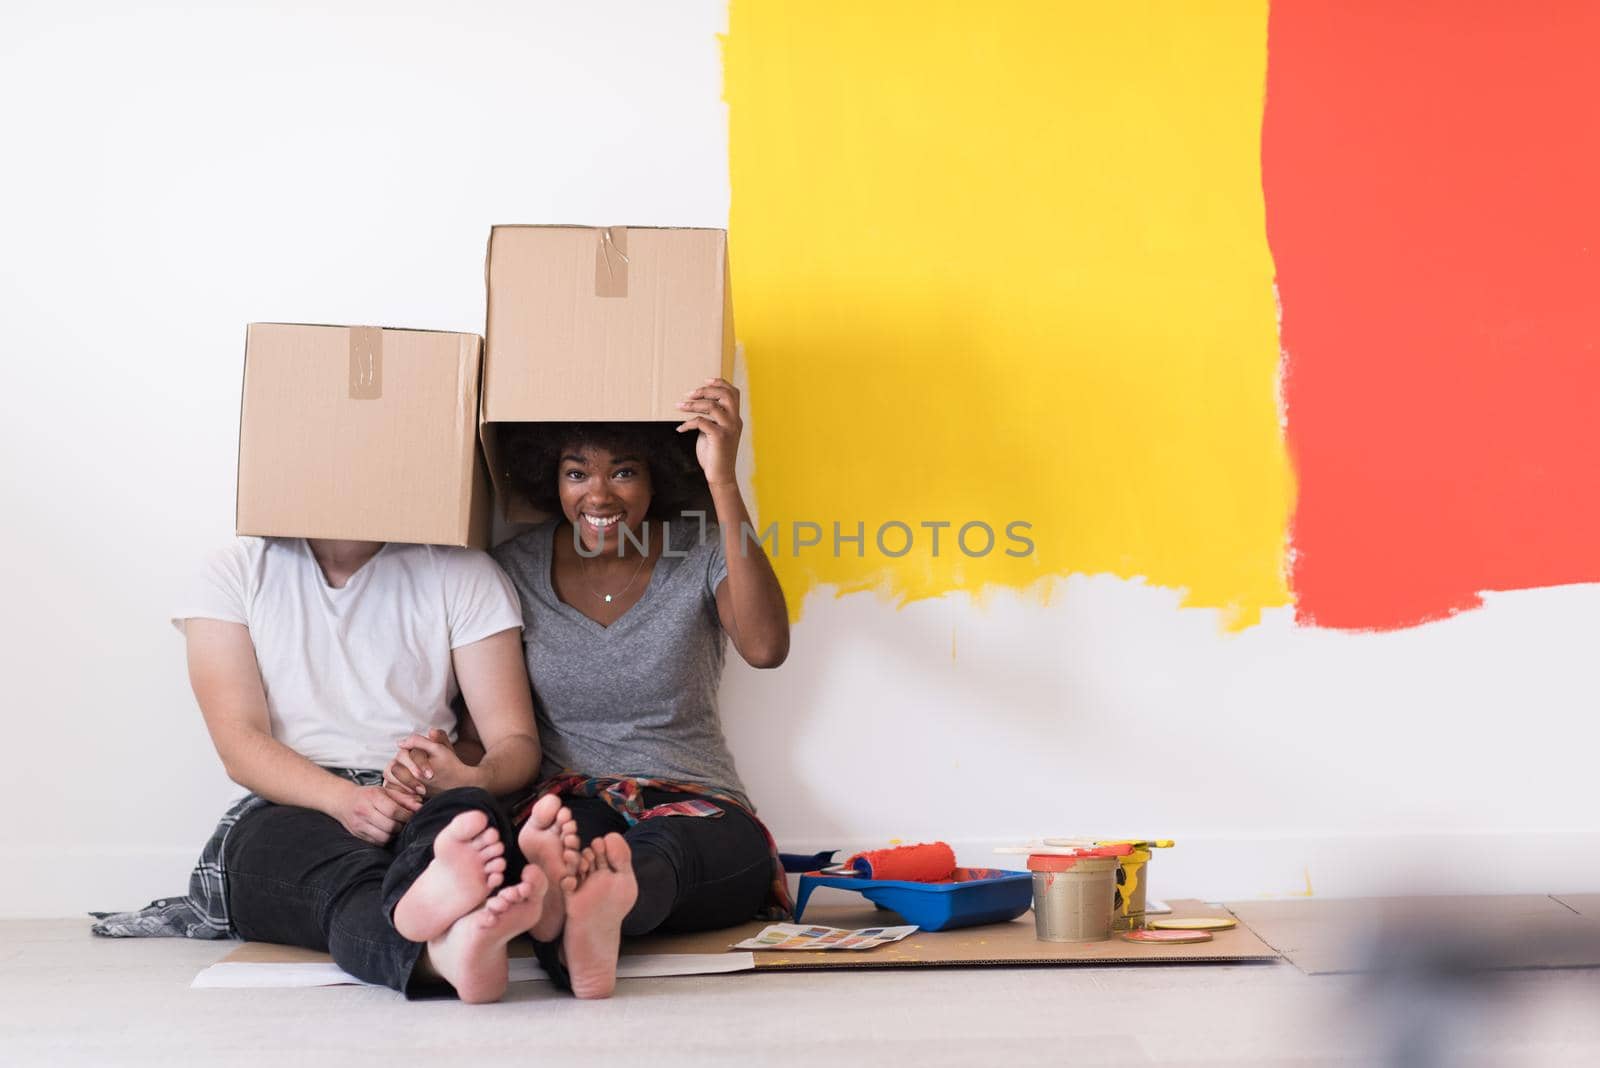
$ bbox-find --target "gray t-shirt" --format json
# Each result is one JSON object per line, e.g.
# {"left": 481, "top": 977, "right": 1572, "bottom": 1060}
{"left": 491, "top": 517, "right": 750, "bottom": 808}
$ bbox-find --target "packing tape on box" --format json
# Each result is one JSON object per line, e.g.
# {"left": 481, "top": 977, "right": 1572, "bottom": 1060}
{"left": 594, "top": 226, "right": 629, "bottom": 298}
{"left": 348, "top": 326, "right": 383, "bottom": 400}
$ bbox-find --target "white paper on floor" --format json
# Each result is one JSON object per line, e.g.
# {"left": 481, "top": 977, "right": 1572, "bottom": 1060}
{"left": 192, "top": 952, "right": 755, "bottom": 989}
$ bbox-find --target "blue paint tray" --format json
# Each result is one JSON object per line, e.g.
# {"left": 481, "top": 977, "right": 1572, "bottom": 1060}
{"left": 793, "top": 866, "right": 1032, "bottom": 931}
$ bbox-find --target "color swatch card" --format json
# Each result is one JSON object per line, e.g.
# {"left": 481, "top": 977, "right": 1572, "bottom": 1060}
{"left": 732, "top": 923, "right": 919, "bottom": 951}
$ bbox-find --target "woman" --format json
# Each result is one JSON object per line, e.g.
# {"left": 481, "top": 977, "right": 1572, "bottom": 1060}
{"left": 398, "top": 376, "right": 790, "bottom": 999}
{"left": 94, "top": 535, "right": 579, "bottom": 1003}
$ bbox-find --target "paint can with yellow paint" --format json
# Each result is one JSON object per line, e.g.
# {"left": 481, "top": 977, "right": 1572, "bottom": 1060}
{"left": 1113, "top": 846, "right": 1152, "bottom": 931}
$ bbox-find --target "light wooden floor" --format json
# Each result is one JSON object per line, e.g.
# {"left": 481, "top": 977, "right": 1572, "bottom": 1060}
{"left": 4, "top": 919, "right": 1600, "bottom": 1066}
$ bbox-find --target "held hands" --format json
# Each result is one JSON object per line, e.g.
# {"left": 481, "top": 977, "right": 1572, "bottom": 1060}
{"left": 385, "top": 727, "right": 479, "bottom": 798}
{"left": 676, "top": 378, "right": 741, "bottom": 487}
{"left": 335, "top": 782, "right": 422, "bottom": 846}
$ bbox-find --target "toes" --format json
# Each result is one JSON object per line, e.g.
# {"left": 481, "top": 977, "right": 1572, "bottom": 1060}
{"left": 487, "top": 870, "right": 505, "bottom": 891}
{"left": 605, "top": 834, "right": 633, "bottom": 873}
{"left": 562, "top": 848, "right": 579, "bottom": 876}
{"left": 531, "top": 794, "right": 562, "bottom": 828}
{"left": 481, "top": 840, "right": 506, "bottom": 859}
{"left": 486, "top": 857, "right": 508, "bottom": 876}
{"left": 446, "top": 809, "right": 491, "bottom": 841}
{"left": 471, "top": 826, "right": 500, "bottom": 849}
{"left": 560, "top": 874, "right": 579, "bottom": 895}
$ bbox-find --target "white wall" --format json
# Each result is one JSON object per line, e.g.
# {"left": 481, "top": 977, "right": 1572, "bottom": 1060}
{"left": 3, "top": 1, "right": 1597, "bottom": 917}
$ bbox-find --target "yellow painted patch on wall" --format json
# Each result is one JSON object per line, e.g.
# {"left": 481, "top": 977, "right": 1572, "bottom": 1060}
{"left": 723, "top": 2, "right": 1293, "bottom": 628}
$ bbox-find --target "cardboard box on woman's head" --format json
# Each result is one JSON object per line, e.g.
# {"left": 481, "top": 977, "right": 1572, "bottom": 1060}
{"left": 235, "top": 323, "right": 492, "bottom": 548}
{"left": 480, "top": 225, "right": 734, "bottom": 523}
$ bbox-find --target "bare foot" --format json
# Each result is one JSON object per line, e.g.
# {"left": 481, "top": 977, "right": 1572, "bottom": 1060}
{"left": 424, "top": 866, "right": 546, "bottom": 1004}
{"left": 516, "top": 794, "right": 581, "bottom": 941}
{"left": 560, "top": 833, "right": 637, "bottom": 999}
{"left": 393, "top": 810, "right": 506, "bottom": 942}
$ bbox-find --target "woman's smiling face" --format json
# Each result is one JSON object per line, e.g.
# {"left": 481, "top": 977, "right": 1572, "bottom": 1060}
{"left": 557, "top": 443, "right": 655, "bottom": 553}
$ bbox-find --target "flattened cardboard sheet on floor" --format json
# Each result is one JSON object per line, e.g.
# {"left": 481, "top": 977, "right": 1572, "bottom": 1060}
{"left": 201, "top": 898, "right": 1275, "bottom": 987}
{"left": 626, "top": 899, "right": 1278, "bottom": 970}
{"left": 1226, "top": 894, "right": 1600, "bottom": 975}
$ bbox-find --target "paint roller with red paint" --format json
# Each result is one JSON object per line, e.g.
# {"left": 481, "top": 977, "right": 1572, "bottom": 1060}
{"left": 845, "top": 841, "right": 959, "bottom": 882}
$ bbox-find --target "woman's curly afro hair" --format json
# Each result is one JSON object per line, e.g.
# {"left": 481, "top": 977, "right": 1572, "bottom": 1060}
{"left": 500, "top": 421, "right": 712, "bottom": 520}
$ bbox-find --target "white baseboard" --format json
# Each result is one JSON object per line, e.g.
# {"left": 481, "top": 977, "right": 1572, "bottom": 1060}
{"left": 6, "top": 846, "right": 202, "bottom": 920}
{"left": 8, "top": 831, "right": 1598, "bottom": 918}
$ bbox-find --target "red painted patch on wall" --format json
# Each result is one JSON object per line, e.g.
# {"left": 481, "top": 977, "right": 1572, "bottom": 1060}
{"left": 1266, "top": 2, "right": 1600, "bottom": 630}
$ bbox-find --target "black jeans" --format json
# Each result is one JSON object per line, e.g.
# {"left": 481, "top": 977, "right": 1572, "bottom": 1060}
{"left": 532, "top": 788, "right": 772, "bottom": 989}
{"left": 225, "top": 786, "right": 523, "bottom": 998}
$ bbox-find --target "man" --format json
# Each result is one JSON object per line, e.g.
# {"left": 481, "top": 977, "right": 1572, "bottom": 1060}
{"left": 94, "top": 535, "right": 577, "bottom": 1003}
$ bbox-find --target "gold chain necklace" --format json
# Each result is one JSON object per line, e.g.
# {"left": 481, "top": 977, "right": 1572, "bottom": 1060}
{"left": 576, "top": 529, "right": 650, "bottom": 604}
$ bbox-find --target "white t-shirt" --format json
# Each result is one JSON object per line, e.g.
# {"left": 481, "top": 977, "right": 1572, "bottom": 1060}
{"left": 176, "top": 537, "right": 524, "bottom": 771}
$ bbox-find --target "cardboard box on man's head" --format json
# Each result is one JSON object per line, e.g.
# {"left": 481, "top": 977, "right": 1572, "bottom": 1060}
{"left": 481, "top": 225, "right": 734, "bottom": 522}
{"left": 236, "top": 323, "right": 491, "bottom": 548}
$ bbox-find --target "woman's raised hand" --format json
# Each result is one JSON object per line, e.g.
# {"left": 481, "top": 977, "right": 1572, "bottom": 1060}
{"left": 676, "top": 377, "right": 741, "bottom": 487}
